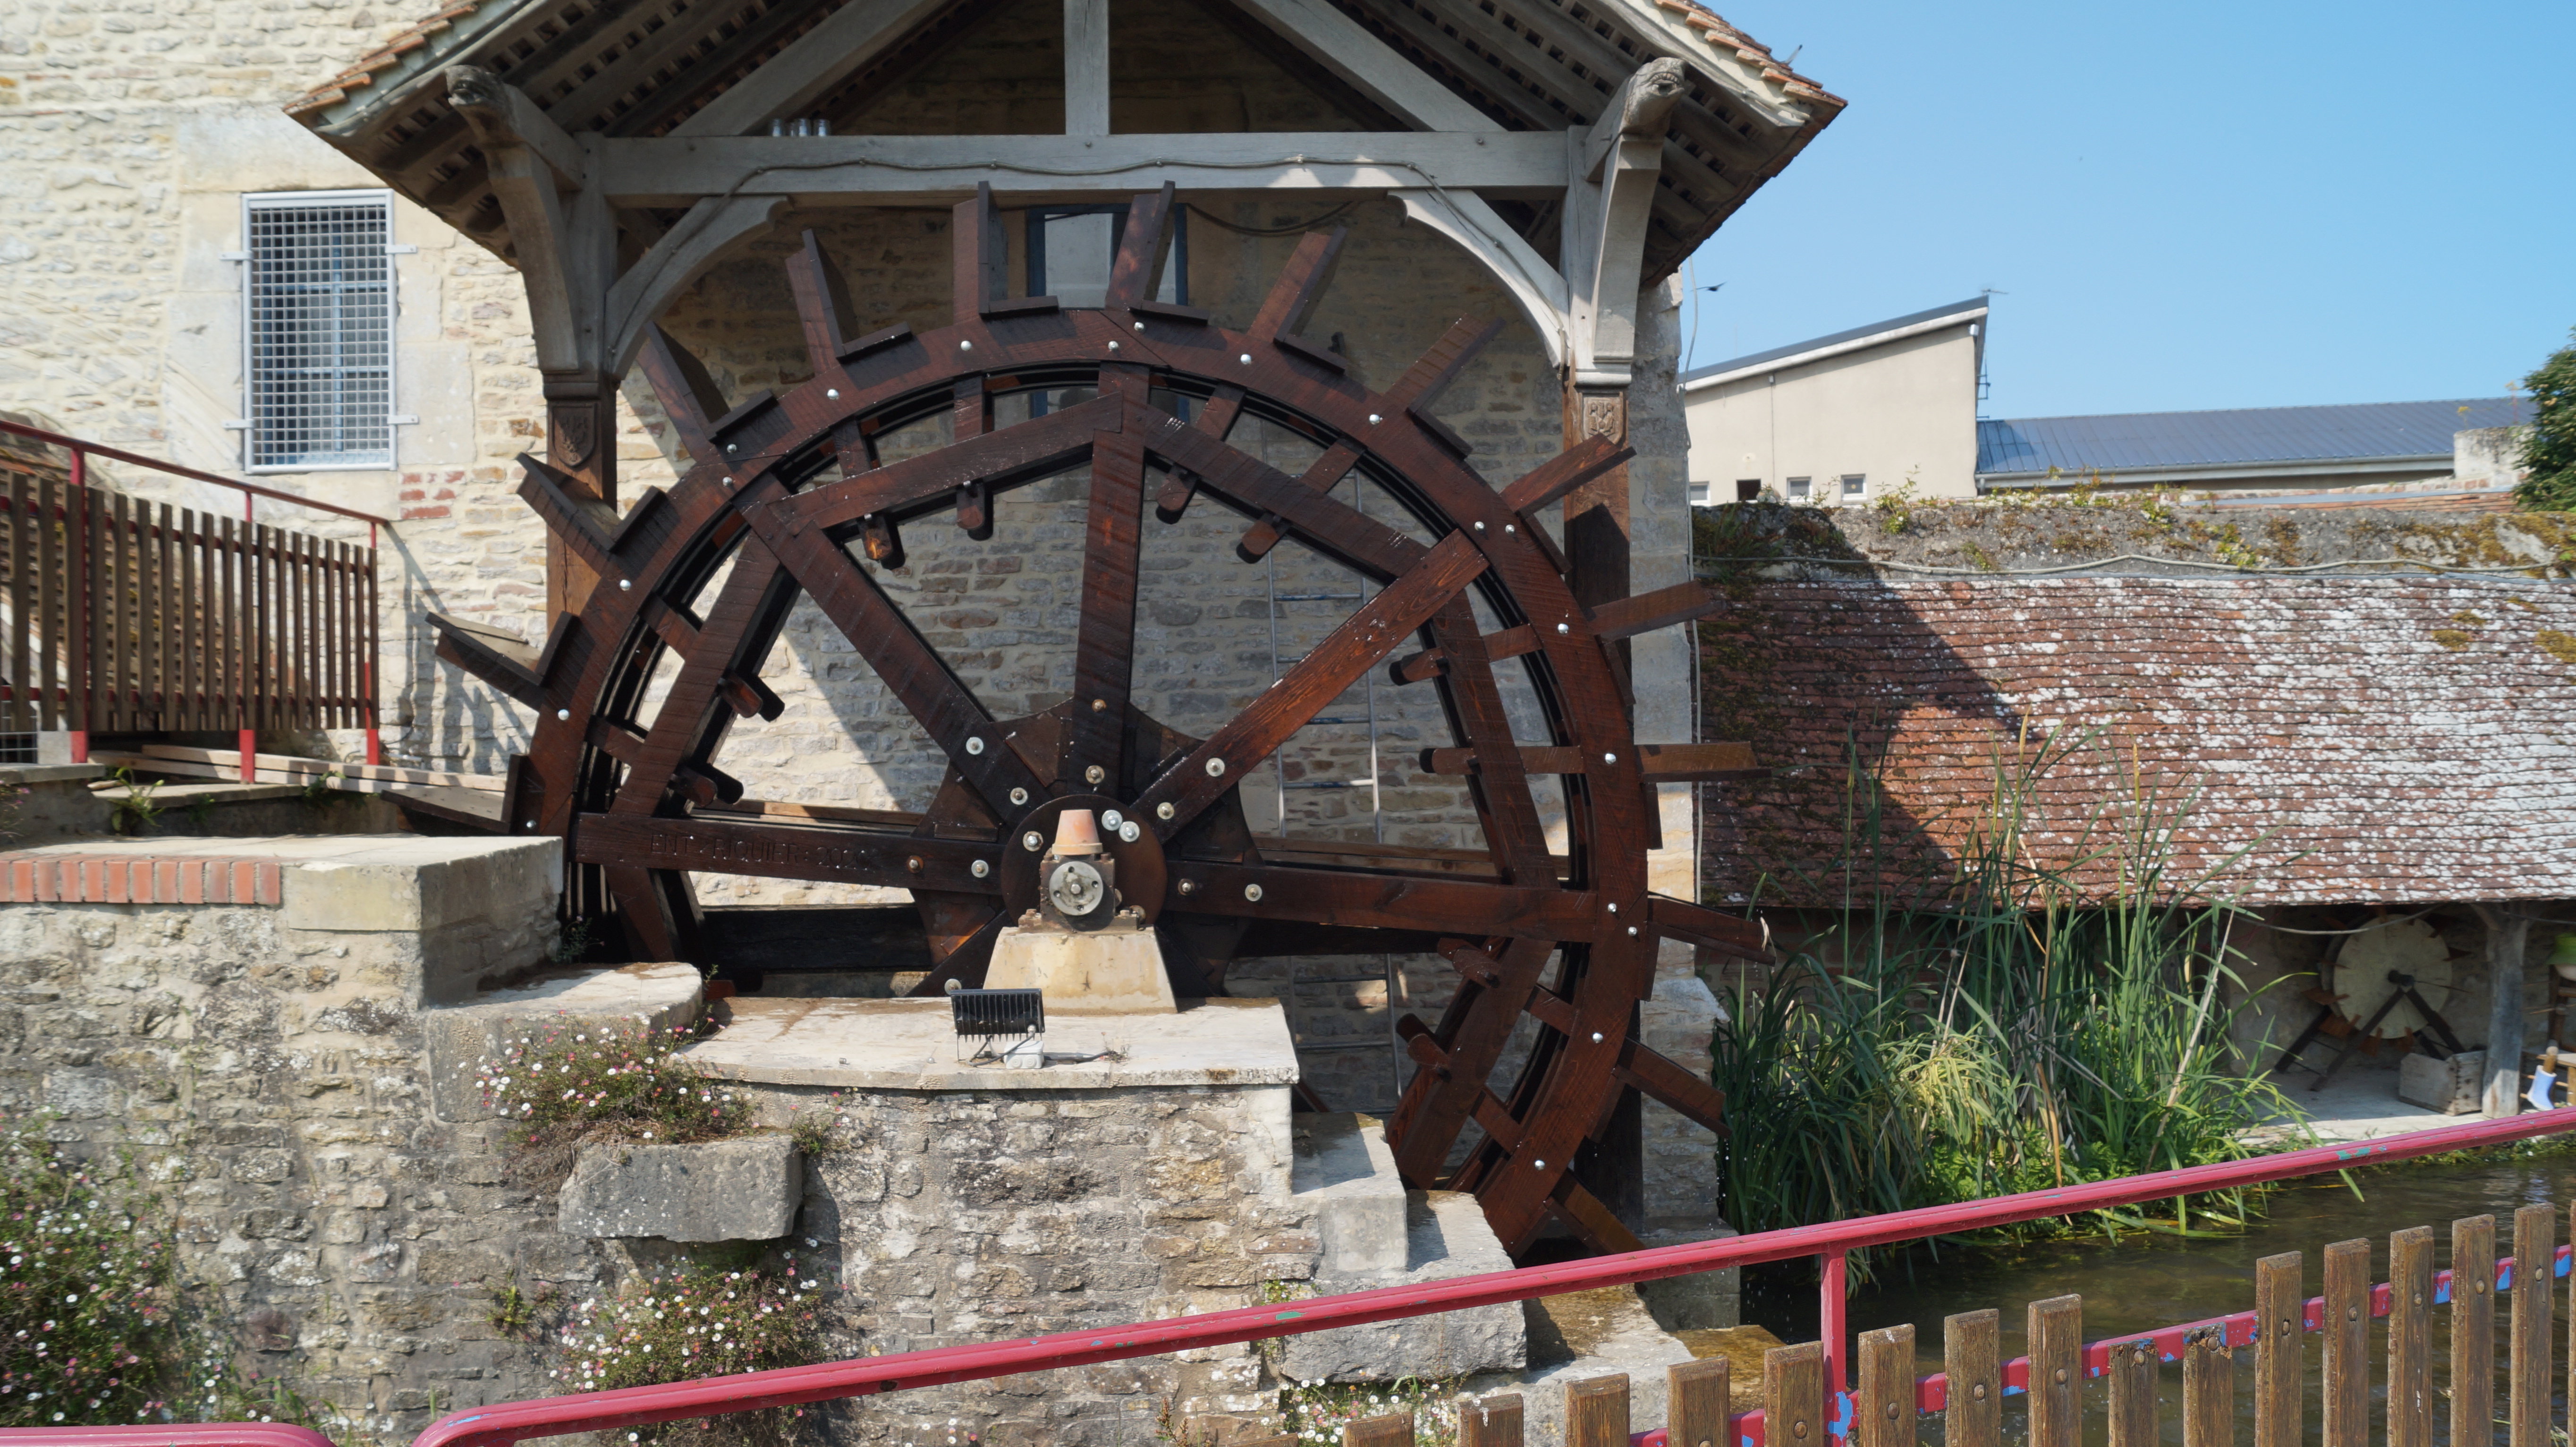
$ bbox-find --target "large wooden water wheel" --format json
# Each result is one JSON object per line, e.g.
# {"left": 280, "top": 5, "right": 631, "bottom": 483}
{"left": 430, "top": 185, "right": 1757, "bottom": 1256}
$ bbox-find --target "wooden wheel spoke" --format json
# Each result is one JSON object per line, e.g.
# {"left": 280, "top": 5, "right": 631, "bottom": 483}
{"left": 1388, "top": 936, "right": 1557, "bottom": 1180}
{"left": 741, "top": 498, "right": 1047, "bottom": 817}
{"left": 1063, "top": 370, "right": 1153, "bottom": 788}
{"left": 606, "top": 545, "right": 786, "bottom": 816}
{"left": 912, "top": 901, "right": 1008, "bottom": 995}
{"left": 504, "top": 221, "right": 1679, "bottom": 1258}
{"left": 784, "top": 394, "right": 1121, "bottom": 533}
{"left": 1135, "top": 531, "right": 1485, "bottom": 838}
{"left": 1162, "top": 860, "right": 1594, "bottom": 940}
{"left": 570, "top": 811, "right": 1001, "bottom": 893}
{"left": 1131, "top": 405, "right": 1420, "bottom": 580}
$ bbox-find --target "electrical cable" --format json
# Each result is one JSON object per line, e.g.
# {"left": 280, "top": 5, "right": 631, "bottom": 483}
{"left": 627, "top": 146, "right": 1576, "bottom": 368}
{"left": 1183, "top": 200, "right": 1364, "bottom": 236}
{"left": 2248, "top": 907, "right": 2446, "bottom": 936}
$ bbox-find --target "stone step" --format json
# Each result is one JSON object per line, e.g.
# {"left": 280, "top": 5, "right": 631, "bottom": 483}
{"left": 422, "top": 961, "right": 705, "bottom": 1121}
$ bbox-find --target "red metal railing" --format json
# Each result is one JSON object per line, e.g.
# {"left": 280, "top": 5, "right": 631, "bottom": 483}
{"left": 0, "top": 1110, "right": 2563, "bottom": 1447}
{"left": 0, "top": 419, "right": 390, "bottom": 771}
{"left": 343, "top": 1108, "right": 2576, "bottom": 1447}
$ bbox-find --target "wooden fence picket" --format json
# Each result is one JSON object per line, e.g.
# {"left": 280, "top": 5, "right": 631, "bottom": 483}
{"left": 2182, "top": 1326, "right": 2231, "bottom": 1447}
{"left": 2390, "top": 1225, "right": 2433, "bottom": 1447}
{"left": 1944, "top": 1308, "right": 2000, "bottom": 1447}
{"left": 1460, "top": 1392, "right": 1522, "bottom": 1447}
{"left": 2511, "top": 1205, "right": 2552, "bottom": 1447}
{"left": 2457, "top": 1214, "right": 2497, "bottom": 1447}
{"left": 1856, "top": 1325, "right": 1912, "bottom": 1447}
{"left": 2026, "top": 1296, "right": 2081, "bottom": 1447}
{"left": 2106, "top": 1337, "right": 2153, "bottom": 1447}
{"left": 2322, "top": 1238, "right": 2369, "bottom": 1447}
{"left": 1763, "top": 1341, "right": 1823, "bottom": 1447}
{"left": 1343, "top": 1414, "right": 1409, "bottom": 1447}
{"left": 1566, "top": 1374, "right": 1627, "bottom": 1447}
{"left": 1667, "top": 1360, "right": 1726, "bottom": 1447}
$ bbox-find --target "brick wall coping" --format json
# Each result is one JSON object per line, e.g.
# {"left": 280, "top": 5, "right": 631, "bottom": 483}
{"left": 0, "top": 834, "right": 554, "bottom": 908}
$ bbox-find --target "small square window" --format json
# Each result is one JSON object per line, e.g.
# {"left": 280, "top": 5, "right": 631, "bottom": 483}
{"left": 1841, "top": 474, "right": 1867, "bottom": 500}
{"left": 1786, "top": 477, "right": 1812, "bottom": 501}
{"left": 1735, "top": 479, "right": 1762, "bottom": 502}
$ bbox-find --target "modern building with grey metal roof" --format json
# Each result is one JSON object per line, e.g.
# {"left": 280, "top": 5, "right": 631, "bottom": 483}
{"left": 1976, "top": 399, "right": 2528, "bottom": 492}
{"left": 1685, "top": 294, "right": 2532, "bottom": 508}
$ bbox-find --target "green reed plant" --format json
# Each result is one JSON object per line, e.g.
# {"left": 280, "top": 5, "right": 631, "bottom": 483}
{"left": 1709, "top": 727, "right": 2302, "bottom": 1263}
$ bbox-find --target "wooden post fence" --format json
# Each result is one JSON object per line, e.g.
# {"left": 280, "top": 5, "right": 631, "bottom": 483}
{"left": 0, "top": 468, "right": 379, "bottom": 747}
{"left": 1337, "top": 1202, "right": 2576, "bottom": 1447}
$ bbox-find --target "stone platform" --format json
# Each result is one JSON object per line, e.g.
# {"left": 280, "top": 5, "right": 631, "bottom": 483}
{"left": 685, "top": 994, "right": 1300, "bottom": 1089}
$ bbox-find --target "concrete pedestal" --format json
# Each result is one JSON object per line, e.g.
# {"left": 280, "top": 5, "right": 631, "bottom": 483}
{"left": 984, "top": 921, "right": 1177, "bottom": 1013}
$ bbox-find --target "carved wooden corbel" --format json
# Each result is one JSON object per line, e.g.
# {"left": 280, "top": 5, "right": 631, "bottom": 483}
{"left": 1561, "top": 58, "right": 1685, "bottom": 393}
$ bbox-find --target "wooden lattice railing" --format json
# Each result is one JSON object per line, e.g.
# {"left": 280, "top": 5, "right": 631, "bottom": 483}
{"left": 0, "top": 420, "right": 385, "bottom": 745}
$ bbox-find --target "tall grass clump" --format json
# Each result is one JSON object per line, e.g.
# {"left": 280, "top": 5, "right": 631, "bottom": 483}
{"left": 1709, "top": 728, "right": 2300, "bottom": 1260}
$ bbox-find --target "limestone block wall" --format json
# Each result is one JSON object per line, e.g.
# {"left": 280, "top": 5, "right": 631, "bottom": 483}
{"left": 0, "top": 837, "right": 571, "bottom": 1443}
{"left": 737, "top": 1081, "right": 1314, "bottom": 1446}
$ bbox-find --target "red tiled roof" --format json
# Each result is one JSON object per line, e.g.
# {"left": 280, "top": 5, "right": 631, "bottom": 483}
{"left": 1647, "top": 0, "right": 1842, "bottom": 107}
{"left": 1697, "top": 578, "right": 2576, "bottom": 907}
{"left": 285, "top": 2, "right": 486, "bottom": 117}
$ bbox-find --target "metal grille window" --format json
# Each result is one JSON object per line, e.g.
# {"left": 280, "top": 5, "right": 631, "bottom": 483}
{"left": 241, "top": 191, "right": 397, "bottom": 471}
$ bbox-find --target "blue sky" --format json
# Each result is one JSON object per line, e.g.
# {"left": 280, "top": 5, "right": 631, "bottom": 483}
{"left": 1677, "top": 0, "right": 2576, "bottom": 420}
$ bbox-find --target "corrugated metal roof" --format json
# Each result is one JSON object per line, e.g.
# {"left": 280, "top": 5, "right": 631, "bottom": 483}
{"left": 1978, "top": 398, "right": 2526, "bottom": 478}
{"left": 1680, "top": 296, "right": 1988, "bottom": 384}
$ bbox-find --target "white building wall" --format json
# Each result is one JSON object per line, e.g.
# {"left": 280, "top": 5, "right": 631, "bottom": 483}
{"left": 1682, "top": 320, "right": 1983, "bottom": 504}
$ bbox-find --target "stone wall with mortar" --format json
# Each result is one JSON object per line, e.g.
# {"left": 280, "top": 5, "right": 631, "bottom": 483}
{"left": 0, "top": 836, "right": 576, "bottom": 1443}
{"left": 754, "top": 1080, "right": 1315, "bottom": 1447}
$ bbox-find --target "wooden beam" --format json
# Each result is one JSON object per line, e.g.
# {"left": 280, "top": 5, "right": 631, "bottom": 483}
{"left": 1220, "top": 0, "right": 1499, "bottom": 131}
{"left": 443, "top": 65, "right": 586, "bottom": 188}
{"left": 602, "top": 195, "right": 790, "bottom": 375}
{"left": 569, "top": 811, "right": 999, "bottom": 894}
{"left": 1064, "top": 0, "right": 1110, "bottom": 136}
{"left": 1646, "top": 894, "right": 1769, "bottom": 960}
{"left": 1161, "top": 862, "right": 1596, "bottom": 942}
{"left": 477, "top": 145, "right": 592, "bottom": 372}
{"left": 595, "top": 132, "right": 1569, "bottom": 206}
{"left": 1391, "top": 188, "right": 1570, "bottom": 368}
{"left": 668, "top": 0, "right": 964, "bottom": 137}
{"left": 1560, "top": 58, "right": 1684, "bottom": 388}
{"left": 1419, "top": 742, "right": 1756, "bottom": 779}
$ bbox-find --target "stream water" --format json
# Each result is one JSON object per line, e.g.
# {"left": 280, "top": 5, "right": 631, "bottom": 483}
{"left": 1731, "top": 1142, "right": 2576, "bottom": 1445}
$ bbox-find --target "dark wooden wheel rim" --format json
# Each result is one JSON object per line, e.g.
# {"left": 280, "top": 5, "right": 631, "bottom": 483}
{"left": 490, "top": 189, "right": 1696, "bottom": 1257}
